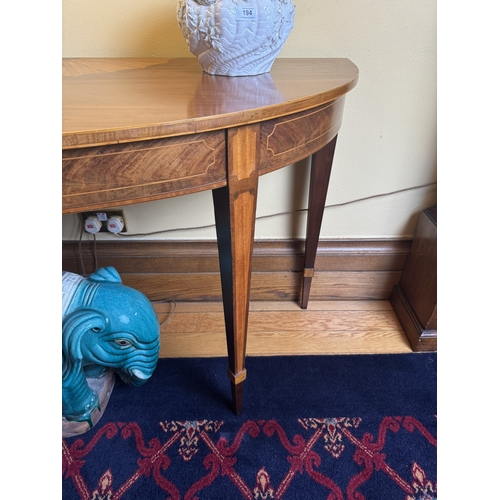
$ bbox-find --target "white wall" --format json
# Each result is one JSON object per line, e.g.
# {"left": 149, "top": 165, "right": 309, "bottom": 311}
{"left": 62, "top": 0, "right": 437, "bottom": 241}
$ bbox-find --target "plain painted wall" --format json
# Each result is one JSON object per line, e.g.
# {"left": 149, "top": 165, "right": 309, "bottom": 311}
{"left": 62, "top": 0, "right": 437, "bottom": 241}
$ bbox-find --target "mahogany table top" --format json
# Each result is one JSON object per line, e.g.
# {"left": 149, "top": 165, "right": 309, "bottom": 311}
{"left": 62, "top": 58, "right": 359, "bottom": 149}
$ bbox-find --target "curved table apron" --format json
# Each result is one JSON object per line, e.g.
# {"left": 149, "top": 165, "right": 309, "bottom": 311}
{"left": 62, "top": 58, "right": 359, "bottom": 414}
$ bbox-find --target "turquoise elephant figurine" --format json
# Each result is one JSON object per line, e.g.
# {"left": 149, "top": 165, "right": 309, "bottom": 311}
{"left": 62, "top": 266, "right": 160, "bottom": 427}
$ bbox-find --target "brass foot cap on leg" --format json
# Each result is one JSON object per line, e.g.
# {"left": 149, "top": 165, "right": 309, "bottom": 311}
{"left": 228, "top": 367, "right": 247, "bottom": 385}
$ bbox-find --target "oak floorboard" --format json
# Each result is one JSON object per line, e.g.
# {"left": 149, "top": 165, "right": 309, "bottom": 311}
{"left": 154, "top": 300, "right": 412, "bottom": 358}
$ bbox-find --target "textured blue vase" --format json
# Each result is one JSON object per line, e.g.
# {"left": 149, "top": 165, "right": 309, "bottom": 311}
{"left": 62, "top": 267, "right": 160, "bottom": 429}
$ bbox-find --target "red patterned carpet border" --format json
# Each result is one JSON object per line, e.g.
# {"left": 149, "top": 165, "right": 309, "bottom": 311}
{"left": 62, "top": 416, "right": 437, "bottom": 500}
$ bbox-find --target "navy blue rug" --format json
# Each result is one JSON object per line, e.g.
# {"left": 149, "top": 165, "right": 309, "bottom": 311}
{"left": 62, "top": 353, "right": 437, "bottom": 499}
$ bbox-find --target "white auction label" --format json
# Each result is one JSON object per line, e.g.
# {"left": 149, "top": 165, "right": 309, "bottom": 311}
{"left": 236, "top": 5, "right": 257, "bottom": 21}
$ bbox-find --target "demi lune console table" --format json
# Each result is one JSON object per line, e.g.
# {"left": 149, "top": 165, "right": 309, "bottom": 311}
{"left": 62, "top": 58, "right": 359, "bottom": 414}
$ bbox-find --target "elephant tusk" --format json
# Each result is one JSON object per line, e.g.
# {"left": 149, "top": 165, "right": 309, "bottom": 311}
{"left": 131, "top": 368, "right": 147, "bottom": 380}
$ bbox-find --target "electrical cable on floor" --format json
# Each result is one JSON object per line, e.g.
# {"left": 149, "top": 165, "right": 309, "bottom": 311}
{"left": 153, "top": 299, "right": 177, "bottom": 327}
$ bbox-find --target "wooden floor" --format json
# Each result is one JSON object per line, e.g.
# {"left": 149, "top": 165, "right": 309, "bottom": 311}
{"left": 154, "top": 300, "right": 412, "bottom": 358}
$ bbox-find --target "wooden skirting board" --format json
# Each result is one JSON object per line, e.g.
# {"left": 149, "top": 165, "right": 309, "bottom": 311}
{"left": 62, "top": 239, "right": 411, "bottom": 302}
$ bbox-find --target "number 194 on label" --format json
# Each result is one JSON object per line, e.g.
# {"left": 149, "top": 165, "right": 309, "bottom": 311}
{"left": 236, "top": 6, "right": 257, "bottom": 21}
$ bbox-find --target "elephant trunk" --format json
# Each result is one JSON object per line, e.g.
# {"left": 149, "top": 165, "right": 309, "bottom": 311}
{"left": 62, "top": 362, "right": 99, "bottom": 427}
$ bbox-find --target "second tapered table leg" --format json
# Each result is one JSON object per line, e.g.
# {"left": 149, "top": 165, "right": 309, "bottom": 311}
{"left": 212, "top": 124, "right": 260, "bottom": 415}
{"left": 300, "top": 135, "right": 338, "bottom": 309}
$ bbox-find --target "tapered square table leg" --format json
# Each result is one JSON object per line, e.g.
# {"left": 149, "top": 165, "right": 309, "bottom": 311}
{"left": 212, "top": 124, "right": 260, "bottom": 415}
{"left": 301, "top": 136, "right": 338, "bottom": 309}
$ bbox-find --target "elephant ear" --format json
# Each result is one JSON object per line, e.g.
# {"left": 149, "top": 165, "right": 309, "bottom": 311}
{"left": 62, "top": 309, "right": 107, "bottom": 381}
{"left": 88, "top": 266, "right": 122, "bottom": 284}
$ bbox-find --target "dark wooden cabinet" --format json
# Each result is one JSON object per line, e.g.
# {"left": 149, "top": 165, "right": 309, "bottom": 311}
{"left": 390, "top": 205, "right": 437, "bottom": 351}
